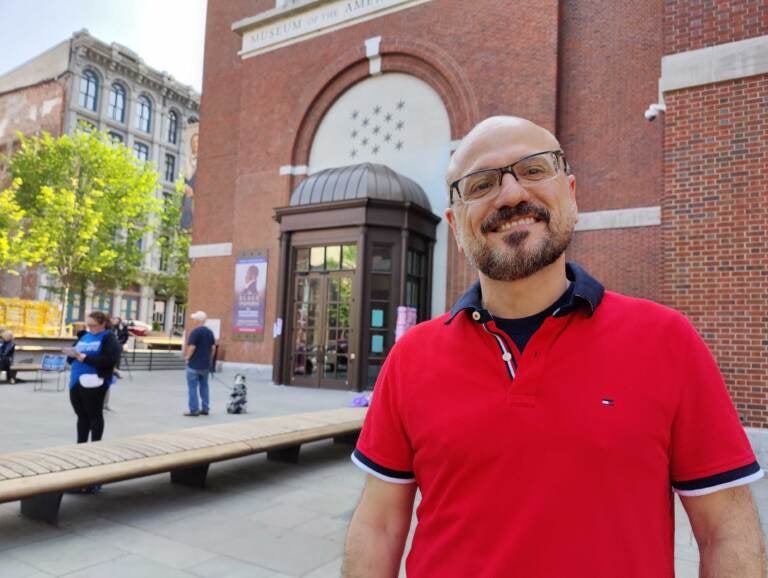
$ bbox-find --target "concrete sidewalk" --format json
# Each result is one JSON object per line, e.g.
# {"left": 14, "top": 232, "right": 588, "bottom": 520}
{"left": 0, "top": 369, "right": 765, "bottom": 577}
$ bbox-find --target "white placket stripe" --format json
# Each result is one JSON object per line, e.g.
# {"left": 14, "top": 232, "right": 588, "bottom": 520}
{"left": 483, "top": 324, "right": 516, "bottom": 379}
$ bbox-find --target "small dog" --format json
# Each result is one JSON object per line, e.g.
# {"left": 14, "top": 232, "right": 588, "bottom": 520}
{"left": 226, "top": 373, "right": 248, "bottom": 414}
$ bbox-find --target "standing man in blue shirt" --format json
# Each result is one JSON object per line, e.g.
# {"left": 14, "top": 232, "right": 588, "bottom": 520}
{"left": 184, "top": 310, "right": 216, "bottom": 416}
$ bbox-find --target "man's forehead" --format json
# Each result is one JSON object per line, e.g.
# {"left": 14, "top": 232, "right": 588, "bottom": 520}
{"left": 448, "top": 117, "right": 560, "bottom": 180}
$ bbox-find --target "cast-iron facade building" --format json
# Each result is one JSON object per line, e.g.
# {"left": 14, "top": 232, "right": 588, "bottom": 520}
{"left": 0, "top": 29, "right": 200, "bottom": 331}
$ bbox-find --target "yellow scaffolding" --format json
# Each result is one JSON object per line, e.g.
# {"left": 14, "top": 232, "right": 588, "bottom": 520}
{"left": 0, "top": 298, "right": 63, "bottom": 337}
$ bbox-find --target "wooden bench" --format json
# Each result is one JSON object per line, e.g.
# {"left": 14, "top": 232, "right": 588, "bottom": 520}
{"left": 9, "top": 363, "right": 42, "bottom": 372}
{"left": 0, "top": 407, "right": 366, "bottom": 524}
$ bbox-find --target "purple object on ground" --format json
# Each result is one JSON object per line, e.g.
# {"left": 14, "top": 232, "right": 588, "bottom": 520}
{"left": 348, "top": 394, "right": 370, "bottom": 407}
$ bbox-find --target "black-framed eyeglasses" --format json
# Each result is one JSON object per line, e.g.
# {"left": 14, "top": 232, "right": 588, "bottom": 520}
{"left": 450, "top": 150, "right": 568, "bottom": 204}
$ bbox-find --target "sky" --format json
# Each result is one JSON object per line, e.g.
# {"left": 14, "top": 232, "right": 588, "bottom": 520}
{"left": 0, "top": 0, "right": 208, "bottom": 92}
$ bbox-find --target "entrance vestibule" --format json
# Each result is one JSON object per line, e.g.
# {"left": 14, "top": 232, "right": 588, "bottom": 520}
{"left": 274, "top": 163, "right": 439, "bottom": 391}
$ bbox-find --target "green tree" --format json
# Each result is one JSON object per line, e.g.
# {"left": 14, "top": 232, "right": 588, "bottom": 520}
{"left": 1, "top": 129, "right": 161, "bottom": 333}
{"left": 142, "top": 181, "right": 191, "bottom": 304}
{"left": 0, "top": 178, "right": 26, "bottom": 268}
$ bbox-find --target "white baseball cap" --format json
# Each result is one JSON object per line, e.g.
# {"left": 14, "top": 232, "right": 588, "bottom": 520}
{"left": 190, "top": 311, "right": 207, "bottom": 321}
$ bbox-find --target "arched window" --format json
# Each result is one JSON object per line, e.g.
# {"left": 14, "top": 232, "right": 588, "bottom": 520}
{"left": 167, "top": 110, "right": 179, "bottom": 144}
{"left": 136, "top": 95, "right": 152, "bottom": 133}
{"left": 78, "top": 70, "right": 99, "bottom": 111}
{"left": 108, "top": 83, "right": 126, "bottom": 123}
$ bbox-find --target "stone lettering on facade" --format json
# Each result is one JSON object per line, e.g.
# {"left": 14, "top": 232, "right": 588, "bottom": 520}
{"left": 240, "top": 0, "right": 430, "bottom": 57}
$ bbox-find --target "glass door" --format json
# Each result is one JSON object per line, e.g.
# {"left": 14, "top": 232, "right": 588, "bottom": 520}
{"left": 291, "top": 276, "right": 322, "bottom": 386}
{"left": 322, "top": 274, "right": 352, "bottom": 387}
{"left": 289, "top": 272, "right": 354, "bottom": 388}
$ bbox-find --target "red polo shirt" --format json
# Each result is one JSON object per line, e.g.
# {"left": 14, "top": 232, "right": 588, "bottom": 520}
{"left": 353, "top": 265, "right": 761, "bottom": 578}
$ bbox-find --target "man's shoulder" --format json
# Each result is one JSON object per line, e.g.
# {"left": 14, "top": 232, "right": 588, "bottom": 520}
{"left": 598, "top": 291, "right": 693, "bottom": 330}
{"left": 189, "top": 326, "right": 214, "bottom": 342}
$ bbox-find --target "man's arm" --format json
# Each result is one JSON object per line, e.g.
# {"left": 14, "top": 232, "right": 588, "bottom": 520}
{"left": 342, "top": 474, "right": 416, "bottom": 578}
{"left": 681, "top": 485, "right": 766, "bottom": 577}
{"left": 185, "top": 344, "right": 196, "bottom": 363}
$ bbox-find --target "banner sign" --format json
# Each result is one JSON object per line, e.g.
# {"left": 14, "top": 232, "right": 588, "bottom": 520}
{"left": 232, "top": 250, "right": 267, "bottom": 341}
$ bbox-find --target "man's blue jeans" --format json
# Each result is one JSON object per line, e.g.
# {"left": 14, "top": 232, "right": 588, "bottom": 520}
{"left": 186, "top": 367, "right": 210, "bottom": 413}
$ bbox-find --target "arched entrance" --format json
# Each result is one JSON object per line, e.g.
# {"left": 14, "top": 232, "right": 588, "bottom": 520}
{"left": 274, "top": 163, "right": 439, "bottom": 390}
{"left": 307, "top": 72, "right": 452, "bottom": 317}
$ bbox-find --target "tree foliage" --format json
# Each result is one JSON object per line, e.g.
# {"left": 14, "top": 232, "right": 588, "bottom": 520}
{"left": 0, "top": 129, "right": 162, "bottom": 329}
{"left": 142, "top": 180, "right": 191, "bottom": 300}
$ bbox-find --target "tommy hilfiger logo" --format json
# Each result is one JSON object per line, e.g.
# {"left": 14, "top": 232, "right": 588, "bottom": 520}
{"left": 601, "top": 399, "right": 615, "bottom": 407}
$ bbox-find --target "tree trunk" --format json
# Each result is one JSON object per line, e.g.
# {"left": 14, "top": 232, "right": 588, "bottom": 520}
{"left": 59, "top": 284, "right": 69, "bottom": 336}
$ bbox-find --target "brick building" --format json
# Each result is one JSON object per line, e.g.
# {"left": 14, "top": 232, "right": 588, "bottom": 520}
{"left": 0, "top": 30, "right": 200, "bottom": 332}
{"left": 191, "top": 1, "right": 767, "bottom": 431}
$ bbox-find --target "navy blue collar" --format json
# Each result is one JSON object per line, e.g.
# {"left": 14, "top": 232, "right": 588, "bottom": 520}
{"left": 446, "top": 262, "right": 605, "bottom": 325}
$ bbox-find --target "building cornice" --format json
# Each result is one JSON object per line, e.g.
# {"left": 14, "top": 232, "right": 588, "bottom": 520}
{"left": 71, "top": 29, "right": 200, "bottom": 111}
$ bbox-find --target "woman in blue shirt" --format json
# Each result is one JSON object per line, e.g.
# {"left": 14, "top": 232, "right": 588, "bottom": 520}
{"left": 67, "top": 311, "right": 121, "bottom": 445}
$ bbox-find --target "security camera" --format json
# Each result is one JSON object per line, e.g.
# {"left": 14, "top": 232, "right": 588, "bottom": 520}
{"left": 644, "top": 103, "right": 666, "bottom": 122}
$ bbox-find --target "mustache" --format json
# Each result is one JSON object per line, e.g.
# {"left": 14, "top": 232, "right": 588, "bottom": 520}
{"left": 480, "top": 202, "right": 550, "bottom": 234}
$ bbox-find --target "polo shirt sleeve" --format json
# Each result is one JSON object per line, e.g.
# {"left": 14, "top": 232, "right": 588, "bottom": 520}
{"left": 352, "top": 349, "right": 416, "bottom": 484}
{"left": 670, "top": 319, "right": 763, "bottom": 496}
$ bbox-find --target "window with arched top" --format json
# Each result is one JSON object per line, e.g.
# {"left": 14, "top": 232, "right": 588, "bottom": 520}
{"left": 136, "top": 95, "right": 152, "bottom": 133}
{"left": 79, "top": 70, "right": 99, "bottom": 111}
{"left": 168, "top": 110, "right": 179, "bottom": 144}
{"left": 108, "top": 83, "right": 126, "bottom": 123}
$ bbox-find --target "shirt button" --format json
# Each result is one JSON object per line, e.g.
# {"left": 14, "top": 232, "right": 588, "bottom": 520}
{"left": 502, "top": 352, "right": 512, "bottom": 362}
{"left": 471, "top": 311, "right": 481, "bottom": 321}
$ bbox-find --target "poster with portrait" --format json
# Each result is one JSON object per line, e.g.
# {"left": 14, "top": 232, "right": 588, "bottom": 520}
{"left": 232, "top": 250, "right": 267, "bottom": 341}
{"left": 180, "top": 121, "right": 199, "bottom": 229}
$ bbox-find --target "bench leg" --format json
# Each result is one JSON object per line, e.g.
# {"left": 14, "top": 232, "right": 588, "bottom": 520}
{"left": 20, "top": 492, "right": 63, "bottom": 524}
{"left": 170, "top": 463, "right": 210, "bottom": 488}
{"left": 267, "top": 445, "right": 301, "bottom": 463}
{"left": 333, "top": 432, "right": 359, "bottom": 445}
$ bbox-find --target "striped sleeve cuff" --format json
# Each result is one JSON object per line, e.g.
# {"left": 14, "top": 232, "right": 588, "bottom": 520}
{"left": 351, "top": 448, "right": 416, "bottom": 484}
{"left": 673, "top": 461, "right": 763, "bottom": 496}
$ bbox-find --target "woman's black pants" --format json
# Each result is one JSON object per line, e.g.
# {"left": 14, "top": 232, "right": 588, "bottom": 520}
{"left": 0, "top": 358, "right": 15, "bottom": 381}
{"left": 69, "top": 383, "right": 108, "bottom": 443}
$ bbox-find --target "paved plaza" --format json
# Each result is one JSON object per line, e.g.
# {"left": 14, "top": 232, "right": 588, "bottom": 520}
{"left": 0, "top": 369, "right": 766, "bottom": 577}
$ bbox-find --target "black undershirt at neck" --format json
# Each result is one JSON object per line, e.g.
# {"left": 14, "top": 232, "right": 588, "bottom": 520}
{"left": 491, "top": 283, "right": 575, "bottom": 353}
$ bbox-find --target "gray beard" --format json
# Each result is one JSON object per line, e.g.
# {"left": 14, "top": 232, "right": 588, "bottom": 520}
{"left": 463, "top": 227, "right": 572, "bottom": 281}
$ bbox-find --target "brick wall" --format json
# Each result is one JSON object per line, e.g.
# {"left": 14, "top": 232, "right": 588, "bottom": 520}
{"left": 662, "top": 74, "right": 768, "bottom": 427}
{"left": 0, "top": 79, "right": 65, "bottom": 171}
{"left": 0, "top": 79, "right": 65, "bottom": 299}
{"left": 568, "top": 227, "right": 661, "bottom": 298}
{"left": 665, "top": 0, "right": 767, "bottom": 54}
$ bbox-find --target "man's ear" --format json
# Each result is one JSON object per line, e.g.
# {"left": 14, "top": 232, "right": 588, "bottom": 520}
{"left": 444, "top": 206, "right": 464, "bottom": 255}
{"left": 568, "top": 174, "right": 579, "bottom": 223}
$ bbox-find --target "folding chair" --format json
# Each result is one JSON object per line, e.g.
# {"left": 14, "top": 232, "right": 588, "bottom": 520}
{"left": 35, "top": 353, "right": 68, "bottom": 392}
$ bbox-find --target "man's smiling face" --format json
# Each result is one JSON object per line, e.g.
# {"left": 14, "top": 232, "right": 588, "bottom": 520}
{"left": 445, "top": 117, "right": 578, "bottom": 281}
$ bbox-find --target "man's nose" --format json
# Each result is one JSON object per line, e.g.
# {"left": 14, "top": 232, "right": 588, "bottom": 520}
{"left": 492, "top": 172, "right": 531, "bottom": 208}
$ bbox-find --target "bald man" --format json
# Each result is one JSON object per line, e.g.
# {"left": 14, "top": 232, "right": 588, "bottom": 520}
{"left": 342, "top": 117, "right": 765, "bottom": 577}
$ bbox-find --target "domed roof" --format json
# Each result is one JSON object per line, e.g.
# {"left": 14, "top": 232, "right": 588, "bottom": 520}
{"left": 289, "top": 163, "right": 432, "bottom": 211}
